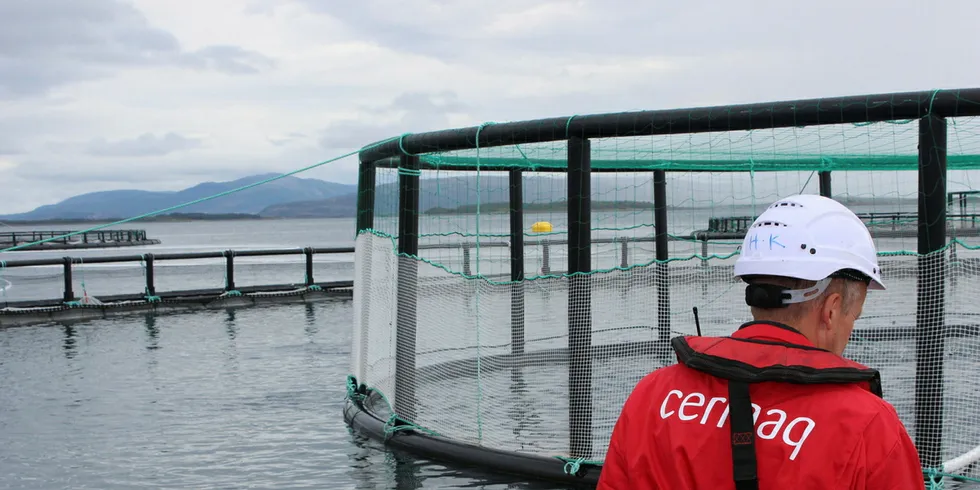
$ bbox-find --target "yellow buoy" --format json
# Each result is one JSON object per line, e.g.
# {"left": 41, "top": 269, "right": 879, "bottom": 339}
{"left": 530, "top": 221, "right": 553, "bottom": 233}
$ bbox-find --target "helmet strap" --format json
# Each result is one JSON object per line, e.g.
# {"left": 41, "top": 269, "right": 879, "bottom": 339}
{"left": 745, "top": 277, "right": 832, "bottom": 309}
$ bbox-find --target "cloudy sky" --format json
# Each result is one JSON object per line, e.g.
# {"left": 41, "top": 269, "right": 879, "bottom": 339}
{"left": 1, "top": 0, "right": 978, "bottom": 214}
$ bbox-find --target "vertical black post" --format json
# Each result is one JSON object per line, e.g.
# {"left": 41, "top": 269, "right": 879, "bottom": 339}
{"left": 915, "top": 113, "right": 947, "bottom": 470}
{"left": 509, "top": 169, "right": 526, "bottom": 356}
{"left": 567, "top": 135, "right": 592, "bottom": 460}
{"left": 541, "top": 243, "right": 551, "bottom": 274}
{"left": 62, "top": 257, "right": 74, "bottom": 303}
{"left": 305, "top": 247, "right": 315, "bottom": 286}
{"left": 620, "top": 237, "right": 628, "bottom": 268}
{"left": 654, "top": 170, "right": 670, "bottom": 342}
{"left": 818, "top": 171, "right": 832, "bottom": 198}
{"left": 354, "top": 156, "right": 377, "bottom": 388}
{"left": 357, "top": 158, "right": 377, "bottom": 233}
{"left": 225, "top": 250, "right": 235, "bottom": 291}
{"left": 395, "top": 153, "right": 420, "bottom": 422}
{"left": 145, "top": 254, "right": 156, "bottom": 297}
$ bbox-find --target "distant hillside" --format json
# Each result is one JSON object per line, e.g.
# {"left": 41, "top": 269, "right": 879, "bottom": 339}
{"left": 425, "top": 200, "right": 657, "bottom": 214}
{"left": 258, "top": 174, "right": 921, "bottom": 218}
{"left": 0, "top": 174, "right": 357, "bottom": 221}
{"left": 1, "top": 212, "right": 264, "bottom": 225}
{"left": 260, "top": 175, "right": 681, "bottom": 217}
{"left": 3, "top": 171, "right": 931, "bottom": 223}
{"left": 260, "top": 194, "right": 357, "bottom": 218}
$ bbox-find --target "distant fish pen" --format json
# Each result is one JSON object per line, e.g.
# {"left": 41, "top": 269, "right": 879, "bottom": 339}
{"left": 0, "top": 247, "right": 354, "bottom": 327}
{"left": 343, "top": 88, "right": 980, "bottom": 488}
{"left": 0, "top": 229, "right": 160, "bottom": 251}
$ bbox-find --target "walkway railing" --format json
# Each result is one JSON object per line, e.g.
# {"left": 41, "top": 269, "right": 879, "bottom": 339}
{"left": 708, "top": 212, "right": 980, "bottom": 234}
{"left": 0, "top": 246, "right": 354, "bottom": 309}
{"left": 0, "top": 229, "right": 159, "bottom": 250}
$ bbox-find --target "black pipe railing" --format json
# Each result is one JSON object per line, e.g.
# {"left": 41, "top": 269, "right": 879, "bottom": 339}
{"left": 359, "top": 89, "right": 980, "bottom": 162}
{"left": 708, "top": 212, "right": 980, "bottom": 234}
{"left": 0, "top": 229, "right": 153, "bottom": 247}
{"left": 0, "top": 246, "right": 354, "bottom": 309}
{"left": 350, "top": 88, "right": 980, "bottom": 480}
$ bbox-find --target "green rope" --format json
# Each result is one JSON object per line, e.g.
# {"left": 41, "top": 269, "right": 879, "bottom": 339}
{"left": 0, "top": 137, "right": 403, "bottom": 253}
{"left": 397, "top": 132, "right": 417, "bottom": 156}
{"left": 345, "top": 375, "right": 443, "bottom": 443}
{"left": 0, "top": 260, "right": 6, "bottom": 303}
{"left": 137, "top": 255, "right": 161, "bottom": 303}
{"left": 554, "top": 455, "right": 602, "bottom": 476}
{"left": 219, "top": 251, "right": 242, "bottom": 296}
{"left": 472, "top": 121, "right": 498, "bottom": 443}
{"left": 382, "top": 413, "right": 442, "bottom": 441}
{"left": 924, "top": 467, "right": 980, "bottom": 489}
{"left": 345, "top": 374, "right": 367, "bottom": 403}
{"left": 78, "top": 256, "right": 87, "bottom": 300}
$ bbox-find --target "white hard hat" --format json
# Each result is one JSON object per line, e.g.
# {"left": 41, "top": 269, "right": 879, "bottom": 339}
{"left": 733, "top": 194, "right": 885, "bottom": 294}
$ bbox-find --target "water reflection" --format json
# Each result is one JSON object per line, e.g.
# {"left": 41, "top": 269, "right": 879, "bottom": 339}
{"left": 62, "top": 325, "right": 76, "bottom": 359}
{"left": 225, "top": 308, "right": 238, "bottom": 341}
{"left": 508, "top": 367, "right": 534, "bottom": 441}
{"left": 386, "top": 450, "right": 424, "bottom": 490}
{"left": 223, "top": 308, "right": 240, "bottom": 379}
{"left": 304, "top": 302, "right": 318, "bottom": 341}
{"left": 144, "top": 314, "right": 160, "bottom": 351}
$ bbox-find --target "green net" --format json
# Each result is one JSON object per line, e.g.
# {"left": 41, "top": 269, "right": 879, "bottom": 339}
{"left": 350, "top": 107, "right": 980, "bottom": 487}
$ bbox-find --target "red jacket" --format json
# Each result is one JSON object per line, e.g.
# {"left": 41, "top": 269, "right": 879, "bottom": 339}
{"left": 597, "top": 321, "right": 924, "bottom": 490}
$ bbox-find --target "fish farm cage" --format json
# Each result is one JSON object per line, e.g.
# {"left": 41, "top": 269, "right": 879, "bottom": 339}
{"left": 342, "top": 88, "right": 980, "bottom": 488}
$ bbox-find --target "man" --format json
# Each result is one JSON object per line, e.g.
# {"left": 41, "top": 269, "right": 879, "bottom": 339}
{"left": 597, "top": 194, "right": 924, "bottom": 490}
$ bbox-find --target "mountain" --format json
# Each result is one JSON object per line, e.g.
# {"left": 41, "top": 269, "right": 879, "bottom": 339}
{"left": 3, "top": 170, "right": 924, "bottom": 223}
{"left": 257, "top": 172, "right": 922, "bottom": 219}
{"left": 260, "top": 193, "right": 358, "bottom": 218}
{"left": 259, "top": 175, "right": 576, "bottom": 218}
{"left": 0, "top": 174, "right": 358, "bottom": 221}
{"left": 259, "top": 174, "right": 721, "bottom": 218}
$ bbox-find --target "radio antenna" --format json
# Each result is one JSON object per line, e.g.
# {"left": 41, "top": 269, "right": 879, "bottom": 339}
{"left": 693, "top": 307, "right": 703, "bottom": 336}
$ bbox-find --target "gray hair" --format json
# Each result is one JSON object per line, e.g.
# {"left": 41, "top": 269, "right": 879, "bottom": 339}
{"left": 744, "top": 275, "right": 865, "bottom": 324}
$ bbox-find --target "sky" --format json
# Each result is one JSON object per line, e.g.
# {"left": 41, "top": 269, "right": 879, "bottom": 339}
{"left": 1, "top": 0, "right": 979, "bottom": 214}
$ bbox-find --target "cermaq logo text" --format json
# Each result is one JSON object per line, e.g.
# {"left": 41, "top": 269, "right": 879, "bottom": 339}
{"left": 659, "top": 389, "right": 815, "bottom": 461}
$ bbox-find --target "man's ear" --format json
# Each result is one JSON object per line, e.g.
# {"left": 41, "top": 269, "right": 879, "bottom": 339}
{"left": 819, "top": 292, "right": 843, "bottom": 329}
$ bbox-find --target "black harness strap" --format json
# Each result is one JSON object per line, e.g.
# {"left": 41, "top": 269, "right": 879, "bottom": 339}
{"left": 728, "top": 380, "right": 759, "bottom": 490}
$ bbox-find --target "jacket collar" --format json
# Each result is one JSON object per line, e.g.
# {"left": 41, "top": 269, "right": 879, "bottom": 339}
{"left": 732, "top": 321, "right": 823, "bottom": 350}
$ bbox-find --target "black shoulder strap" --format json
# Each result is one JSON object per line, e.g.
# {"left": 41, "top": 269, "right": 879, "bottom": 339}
{"left": 728, "top": 380, "right": 759, "bottom": 490}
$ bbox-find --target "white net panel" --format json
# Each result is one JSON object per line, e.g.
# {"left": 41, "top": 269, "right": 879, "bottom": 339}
{"left": 350, "top": 115, "right": 980, "bottom": 484}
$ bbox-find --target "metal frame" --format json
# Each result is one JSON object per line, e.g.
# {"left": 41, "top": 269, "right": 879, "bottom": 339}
{"left": 349, "top": 88, "right": 980, "bottom": 484}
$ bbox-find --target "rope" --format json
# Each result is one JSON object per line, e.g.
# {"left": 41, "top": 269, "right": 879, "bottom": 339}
{"left": 345, "top": 374, "right": 366, "bottom": 403}
{"left": 345, "top": 375, "right": 443, "bottom": 442}
{"left": 382, "top": 413, "right": 441, "bottom": 441}
{"left": 553, "top": 455, "right": 602, "bottom": 476}
{"left": 220, "top": 250, "right": 241, "bottom": 296}
{"left": 0, "top": 260, "right": 6, "bottom": 303}
{"left": 471, "top": 121, "right": 498, "bottom": 442}
{"left": 0, "top": 136, "right": 404, "bottom": 253}
{"left": 924, "top": 467, "right": 980, "bottom": 489}
{"left": 79, "top": 256, "right": 87, "bottom": 298}
{"left": 397, "top": 132, "right": 417, "bottom": 157}
{"left": 138, "top": 255, "right": 161, "bottom": 303}
{"left": 565, "top": 115, "right": 578, "bottom": 138}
